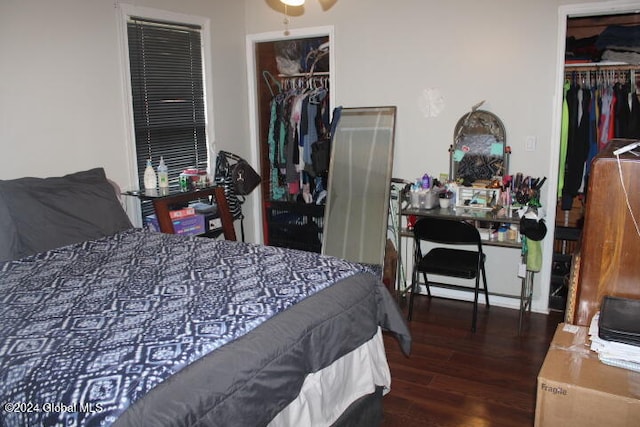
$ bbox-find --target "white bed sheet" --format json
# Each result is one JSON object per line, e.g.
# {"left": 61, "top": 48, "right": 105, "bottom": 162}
{"left": 269, "top": 327, "right": 391, "bottom": 426}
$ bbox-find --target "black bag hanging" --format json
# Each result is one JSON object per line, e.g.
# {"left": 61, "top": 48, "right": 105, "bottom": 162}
{"left": 228, "top": 156, "right": 262, "bottom": 196}
{"left": 214, "top": 151, "right": 261, "bottom": 241}
{"left": 215, "top": 151, "right": 261, "bottom": 196}
{"left": 214, "top": 152, "right": 243, "bottom": 221}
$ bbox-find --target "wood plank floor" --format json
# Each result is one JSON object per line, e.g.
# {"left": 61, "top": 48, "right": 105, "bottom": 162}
{"left": 381, "top": 294, "right": 564, "bottom": 427}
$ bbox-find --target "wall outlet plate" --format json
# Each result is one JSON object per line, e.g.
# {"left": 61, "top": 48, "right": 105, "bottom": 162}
{"left": 525, "top": 136, "right": 536, "bottom": 152}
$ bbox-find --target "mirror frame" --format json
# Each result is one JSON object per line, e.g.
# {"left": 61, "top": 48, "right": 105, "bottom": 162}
{"left": 322, "top": 106, "right": 396, "bottom": 267}
{"left": 449, "top": 110, "right": 508, "bottom": 183}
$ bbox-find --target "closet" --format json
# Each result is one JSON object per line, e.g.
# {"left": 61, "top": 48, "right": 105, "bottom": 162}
{"left": 251, "top": 31, "right": 333, "bottom": 252}
{"left": 554, "top": 12, "right": 640, "bottom": 313}
{"left": 561, "top": 13, "right": 640, "bottom": 212}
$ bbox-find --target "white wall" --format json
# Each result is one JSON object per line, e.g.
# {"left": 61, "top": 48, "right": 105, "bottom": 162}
{"left": 0, "top": 0, "right": 623, "bottom": 313}
{"left": 246, "top": 0, "right": 557, "bottom": 180}
{"left": 0, "top": 0, "right": 252, "bottom": 233}
{"left": 243, "top": 0, "right": 615, "bottom": 313}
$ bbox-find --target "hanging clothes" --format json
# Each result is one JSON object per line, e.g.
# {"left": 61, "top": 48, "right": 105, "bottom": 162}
{"left": 598, "top": 85, "right": 613, "bottom": 150}
{"left": 585, "top": 84, "right": 599, "bottom": 178}
{"left": 561, "top": 65, "right": 640, "bottom": 209}
{"left": 629, "top": 90, "right": 640, "bottom": 137}
{"left": 264, "top": 73, "right": 331, "bottom": 203}
{"left": 562, "top": 83, "right": 591, "bottom": 210}
{"left": 558, "top": 80, "right": 570, "bottom": 195}
{"left": 614, "top": 80, "right": 631, "bottom": 138}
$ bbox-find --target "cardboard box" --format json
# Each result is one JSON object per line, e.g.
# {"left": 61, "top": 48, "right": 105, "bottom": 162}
{"left": 145, "top": 214, "right": 205, "bottom": 236}
{"left": 535, "top": 323, "right": 640, "bottom": 426}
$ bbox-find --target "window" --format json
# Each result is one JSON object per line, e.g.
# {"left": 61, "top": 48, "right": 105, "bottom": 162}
{"left": 126, "top": 15, "right": 208, "bottom": 218}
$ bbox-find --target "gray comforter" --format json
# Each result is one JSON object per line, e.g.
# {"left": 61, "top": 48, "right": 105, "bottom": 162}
{"left": 0, "top": 229, "right": 410, "bottom": 427}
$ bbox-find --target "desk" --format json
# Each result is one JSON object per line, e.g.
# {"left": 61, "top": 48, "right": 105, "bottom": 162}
{"left": 397, "top": 205, "right": 534, "bottom": 333}
{"left": 124, "top": 186, "right": 237, "bottom": 241}
{"left": 402, "top": 206, "right": 523, "bottom": 247}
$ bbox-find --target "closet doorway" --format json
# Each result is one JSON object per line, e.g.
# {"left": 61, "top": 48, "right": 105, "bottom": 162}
{"left": 246, "top": 27, "right": 335, "bottom": 246}
{"left": 550, "top": 1, "right": 640, "bottom": 312}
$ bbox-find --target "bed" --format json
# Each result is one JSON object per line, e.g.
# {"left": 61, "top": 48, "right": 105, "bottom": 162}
{"left": 0, "top": 168, "right": 411, "bottom": 427}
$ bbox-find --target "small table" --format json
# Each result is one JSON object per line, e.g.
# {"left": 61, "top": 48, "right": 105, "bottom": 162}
{"left": 124, "top": 186, "right": 237, "bottom": 241}
{"left": 398, "top": 205, "right": 533, "bottom": 333}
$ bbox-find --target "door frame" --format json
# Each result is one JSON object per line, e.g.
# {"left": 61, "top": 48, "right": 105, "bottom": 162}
{"left": 550, "top": 0, "right": 640, "bottom": 216}
{"left": 545, "top": 1, "right": 640, "bottom": 311}
{"left": 245, "top": 26, "right": 335, "bottom": 244}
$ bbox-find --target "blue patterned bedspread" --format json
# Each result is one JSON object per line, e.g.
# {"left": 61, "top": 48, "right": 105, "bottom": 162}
{"left": 0, "top": 229, "right": 368, "bottom": 427}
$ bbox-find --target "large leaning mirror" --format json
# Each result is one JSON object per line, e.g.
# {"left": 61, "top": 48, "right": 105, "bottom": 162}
{"left": 450, "top": 109, "right": 507, "bottom": 183}
{"left": 322, "top": 106, "right": 396, "bottom": 267}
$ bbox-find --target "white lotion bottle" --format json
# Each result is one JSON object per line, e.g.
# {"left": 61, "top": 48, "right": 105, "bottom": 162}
{"left": 144, "top": 159, "right": 157, "bottom": 189}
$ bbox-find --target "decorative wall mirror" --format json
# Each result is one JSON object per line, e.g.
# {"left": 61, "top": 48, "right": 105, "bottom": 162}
{"left": 322, "top": 106, "right": 396, "bottom": 267}
{"left": 449, "top": 109, "right": 508, "bottom": 183}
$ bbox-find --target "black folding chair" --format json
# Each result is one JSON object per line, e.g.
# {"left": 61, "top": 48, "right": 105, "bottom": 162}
{"left": 407, "top": 217, "right": 489, "bottom": 332}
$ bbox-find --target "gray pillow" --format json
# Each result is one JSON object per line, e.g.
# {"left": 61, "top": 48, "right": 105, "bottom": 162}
{"left": 0, "top": 168, "right": 133, "bottom": 260}
{"left": 0, "top": 192, "right": 20, "bottom": 262}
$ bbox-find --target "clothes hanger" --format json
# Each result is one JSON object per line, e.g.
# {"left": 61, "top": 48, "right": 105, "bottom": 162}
{"left": 262, "top": 70, "right": 282, "bottom": 98}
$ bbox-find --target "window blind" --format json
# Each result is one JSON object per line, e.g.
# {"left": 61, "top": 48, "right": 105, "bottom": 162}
{"left": 127, "top": 17, "right": 208, "bottom": 218}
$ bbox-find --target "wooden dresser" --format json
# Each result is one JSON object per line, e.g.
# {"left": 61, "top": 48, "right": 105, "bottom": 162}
{"left": 569, "top": 140, "right": 640, "bottom": 326}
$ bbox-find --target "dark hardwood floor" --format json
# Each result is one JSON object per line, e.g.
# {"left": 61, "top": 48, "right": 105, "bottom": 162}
{"left": 381, "top": 294, "right": 564, "bottom": 427}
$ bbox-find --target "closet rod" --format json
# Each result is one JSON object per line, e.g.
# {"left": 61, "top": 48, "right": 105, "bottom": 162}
{"left": 278, "top": 72, "right": 330, "bottom": 78}
{"left": 565, "top": 63, "right": 640, "bottom": 72}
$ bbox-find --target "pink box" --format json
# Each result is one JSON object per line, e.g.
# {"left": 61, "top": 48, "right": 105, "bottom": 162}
{"left": 145, "top": 214, "right": 205, "bottom": 236}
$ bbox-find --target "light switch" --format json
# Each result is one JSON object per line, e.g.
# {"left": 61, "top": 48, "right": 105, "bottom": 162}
{"left": 525, "top": 136, "right": 536, "bottom": 152}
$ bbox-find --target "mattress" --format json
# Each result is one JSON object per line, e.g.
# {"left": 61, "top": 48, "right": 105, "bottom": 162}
{"left": 0, "top": 229, "right": 410, "bottom": 427}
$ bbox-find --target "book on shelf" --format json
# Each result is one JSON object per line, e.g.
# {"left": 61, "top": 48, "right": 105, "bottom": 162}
{"left": 169, "top": 207, "right": 196, "bottom": 219}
